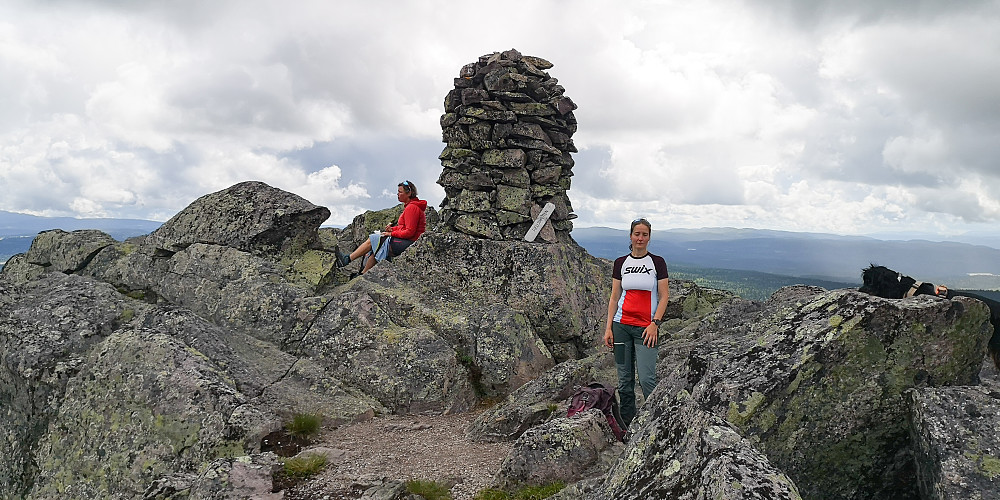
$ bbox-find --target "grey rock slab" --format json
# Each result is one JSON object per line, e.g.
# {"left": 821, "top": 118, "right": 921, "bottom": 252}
{"left": 910, "top": 382, "right": 1000, "bottom": 499}
{"left": 144, "top": 180, "right": 330, "bottom": 255}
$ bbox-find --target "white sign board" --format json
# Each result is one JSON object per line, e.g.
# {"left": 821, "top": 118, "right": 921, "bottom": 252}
{"left": 524, "top": 202, "right": 556, "bottom": 242}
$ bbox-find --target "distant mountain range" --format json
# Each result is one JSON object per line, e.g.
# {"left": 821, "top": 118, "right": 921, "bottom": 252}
{"left": 572, "top": 226, "right": 1000, "bottom": 289}
{"left": 3, "top": 211, "right": 999, "bottom": 292}
{"left": 1, "top": 211, "right": 162, "bottom": 265}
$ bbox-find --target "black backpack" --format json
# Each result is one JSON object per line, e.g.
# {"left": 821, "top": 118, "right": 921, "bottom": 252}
{"left": 566, "top": 382, "right": 627, "bottom": 442}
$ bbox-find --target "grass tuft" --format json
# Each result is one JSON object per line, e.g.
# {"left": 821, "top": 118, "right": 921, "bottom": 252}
{"left": 406, "top": 479, "right": 453, "bottom": 500}
{"left": 285, "top": 413, "right": 322, "bottom": 439}
{"left": 281, "top": 453, "right": 327, "bottom": 478}
{"left": 473, "top": 482, "right": 565, "bottom": 500}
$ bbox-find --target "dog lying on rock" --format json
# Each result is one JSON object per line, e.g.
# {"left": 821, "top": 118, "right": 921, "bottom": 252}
{"left": 859, "top": 264, "right": 1000, "bottom": 371}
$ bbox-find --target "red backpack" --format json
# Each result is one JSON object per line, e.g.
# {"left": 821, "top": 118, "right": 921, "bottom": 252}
{"left": 566, "top": 382, "right": 627, "bottom": 442}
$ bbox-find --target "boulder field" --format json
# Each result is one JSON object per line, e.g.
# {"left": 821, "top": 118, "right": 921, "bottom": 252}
{"left": 1, "top": 181, "right": 997, "bottom": 499}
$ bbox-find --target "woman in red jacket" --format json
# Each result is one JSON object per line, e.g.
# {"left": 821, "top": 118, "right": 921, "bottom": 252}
{"left": 335, "top": 180, "right": 427, "bottom": 274}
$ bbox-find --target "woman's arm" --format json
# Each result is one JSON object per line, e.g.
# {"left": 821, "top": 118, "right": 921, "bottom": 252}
{"left": 603, "top": 279, "right": 622, "bottom": 348}
{"left": 643, "top": 278, "right": 670, "bottom": 347}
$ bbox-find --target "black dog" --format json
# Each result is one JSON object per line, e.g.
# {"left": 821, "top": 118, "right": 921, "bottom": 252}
{"left": 860, "top": 264, "right": 1000, "bottom": 371}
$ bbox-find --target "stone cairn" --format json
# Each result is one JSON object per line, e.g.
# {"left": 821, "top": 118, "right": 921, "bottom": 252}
{"left": 437, "top": 49, "right": 578, "bottom": 243}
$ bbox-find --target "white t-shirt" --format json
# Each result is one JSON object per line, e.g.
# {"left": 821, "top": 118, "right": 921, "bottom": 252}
{"left": 612, "top": 252, "right": 669, "bottom": 327}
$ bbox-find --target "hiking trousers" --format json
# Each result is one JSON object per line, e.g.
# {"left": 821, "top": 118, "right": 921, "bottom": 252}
{"left": 612, "top": 321, "right": 658, "bottom": 427}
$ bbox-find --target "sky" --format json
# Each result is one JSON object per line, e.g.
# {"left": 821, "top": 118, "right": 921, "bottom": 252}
{"left": 1, "top": 0, "right": 999, "bottom": 243}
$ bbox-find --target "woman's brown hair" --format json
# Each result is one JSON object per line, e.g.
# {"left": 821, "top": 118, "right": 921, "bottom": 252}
{"left": 629, "top": 218, "right": 651, "bottom": 252}
{"left": 399, "top": 180, "right": 418, "bottom": 197}
{"left": 631, "top": 218, "right": 651, "bottom": 233}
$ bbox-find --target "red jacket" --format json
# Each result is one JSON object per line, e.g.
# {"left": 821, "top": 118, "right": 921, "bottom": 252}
{"left": 390, "top": 198, "right": 427, "bottom": 240}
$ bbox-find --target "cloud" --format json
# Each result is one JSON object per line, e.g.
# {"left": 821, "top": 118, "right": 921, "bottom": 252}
{"left": 0, "top": 0, "right": 998, "bottom": 242}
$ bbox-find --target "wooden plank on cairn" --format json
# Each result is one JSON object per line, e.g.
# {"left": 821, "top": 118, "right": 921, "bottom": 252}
{"left": 524, "top": 203, "right": 556, "bottom": 242}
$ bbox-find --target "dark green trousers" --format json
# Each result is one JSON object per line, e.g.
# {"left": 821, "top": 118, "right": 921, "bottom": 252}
{"left": 612, "top": 321, "right": 658, "bottom": 426}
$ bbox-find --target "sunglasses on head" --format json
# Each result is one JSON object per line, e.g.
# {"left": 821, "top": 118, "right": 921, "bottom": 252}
{"left": 631, "top": 217, "right": 651, "bottom": 231}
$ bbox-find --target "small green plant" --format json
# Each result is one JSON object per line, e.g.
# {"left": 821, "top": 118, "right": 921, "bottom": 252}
{"left": 281, "top": 453, "right": 327, "bottom": 478}
{"left": 120, "top": 309, "right": 135, "bottom": 322}
{"left": 406, "top": 479, "right": 453, "bottom": 500}
{"left": 515, "top": 483, "right": 565, "bottom": 499}
{"left": 473, "top": 489, "right": 508, "bottom": 500}
{"left": 285, "top": 413, "right": 322, "bottom": 439}
{"left": 473, "top": 482, "right": 565, "bottom": 500}
{"left": 116, "top": 286, "right": 154, "bottom": 303}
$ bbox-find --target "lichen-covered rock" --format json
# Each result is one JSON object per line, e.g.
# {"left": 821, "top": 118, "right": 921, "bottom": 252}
{"left": 24, "top": 229, "right": 115, "bottom": 273}
{"left": 467, "top": 356, "right": 616, "bottom": 443}
{"left": 656, "top": 287, "right": 992, "bottom": 499}
{"left": 131, "top": 303, "right": 385, "bottom": 423}
{"left": 144, "top": 180, "right": 330, "bottom": 256}
{"left": 359, "top": 479, "right": 416, "bottom": 500}
{"left": 4, "top": 181, "right": 612, "bottom": 419}
{"left": 0, "top": 273, "right": 379, "bottom": 498}
{"left": 0, "top": 273, "right": 252, "bottom": 498}
{"left": 297, "top": 283, "right": 478, "bottom": 414}
{"left": 75, "top": 240, "right": 331, "bottom": 347}
{"left": 0, "top": 274, "right": 130, "bottom": 499}
{"left": 144, "top": 453, "right": 283, "bottom": 499}
{"left": 980, "top": 355, "right": 999, "bottom": 385}
{"left": 152, "top": 243, "right": 321, "bottom": 345}
{"left": 28, "top": 329, "right": 259, "bottom": 499}
{"left": 494, "top": 410, "right": 622, "bottom": 489}
{"left": 0, "top": 253, "right": 45, "bottom": 284}
{"left": 359, "top": 231, "right": 610, "bottom": 362}
{"left": 909, "top": 381, "right": 1000, "bottom": 499}
{"left": 292, "top": 245, "right": 570, "bottom": 412}
{"left": 566, "top": 390, "right": 802, "bottom": 500}
{"left": 468, "top": 305, "right": 555, "bottom": 394}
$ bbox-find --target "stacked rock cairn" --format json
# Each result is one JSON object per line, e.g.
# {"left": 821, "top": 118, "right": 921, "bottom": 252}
{"left": 437, "top": 49, "right": 578, "bottom": 243}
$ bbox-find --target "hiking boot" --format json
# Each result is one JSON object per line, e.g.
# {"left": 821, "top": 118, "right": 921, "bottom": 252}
{"left": 334, "top": 247, "right": 351, "bottom": 268}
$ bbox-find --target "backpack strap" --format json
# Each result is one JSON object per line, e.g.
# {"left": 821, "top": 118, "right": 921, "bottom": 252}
{"left": 905, "top": 281, "right": 923, "bottom": 298}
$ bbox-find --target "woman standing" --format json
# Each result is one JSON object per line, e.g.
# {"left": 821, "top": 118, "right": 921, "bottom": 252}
{"left": 335, "top": 180, "right": 427, "bottom": 274}
{"left": 602, "top": 218, "right": 669, "bottom": 428}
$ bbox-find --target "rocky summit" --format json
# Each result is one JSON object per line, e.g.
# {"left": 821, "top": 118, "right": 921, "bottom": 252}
{"left": 5, "top": 45, "right": 998, "bottom": 499}
{"left": 0, "top": 180, "right": 613, "bottom": 499}
{"left": 2, "top": 181, "right": 999, "bottom": 499}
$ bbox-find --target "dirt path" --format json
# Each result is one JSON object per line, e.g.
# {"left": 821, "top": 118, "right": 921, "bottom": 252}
{"left": 282, "top": 410, "right": 512, "bottom": 499}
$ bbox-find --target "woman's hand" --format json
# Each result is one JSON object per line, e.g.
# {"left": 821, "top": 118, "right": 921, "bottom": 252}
{"left": 643, "top": 323, "right": 658, "bottom": 348}
{"left": 603, "top": 327, "right": 614, "bottom": 349}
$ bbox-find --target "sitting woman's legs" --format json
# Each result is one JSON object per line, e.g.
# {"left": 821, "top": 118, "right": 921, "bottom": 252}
{"left": 386, "top": 238, "right": 415, "bottom": 259}
{"left": 362, "top": 254, "right": 377, "bottom": 274}
{"left": 340, "top": 236, "right": 416, "bottom": 274}
{"left": 349, "top": 238, "right": 372, "bottom": 262}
